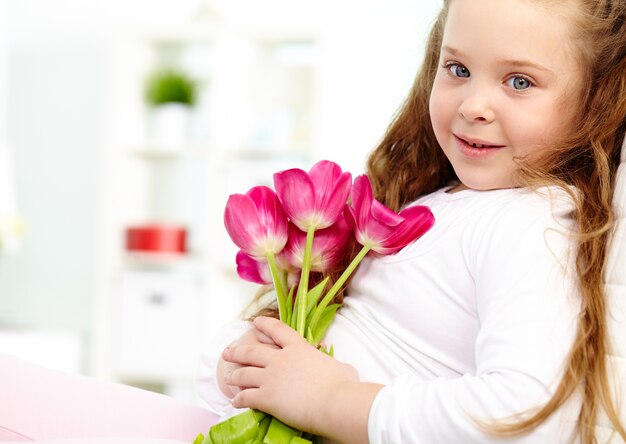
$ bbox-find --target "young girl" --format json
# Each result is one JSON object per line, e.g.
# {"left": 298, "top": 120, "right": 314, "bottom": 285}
{"left": 197, "top": 0, "right": 626, "bottom": 442}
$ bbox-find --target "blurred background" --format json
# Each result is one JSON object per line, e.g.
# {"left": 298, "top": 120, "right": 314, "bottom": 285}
{"left": 0, "top": 0, "right": 441, "bottom": 403}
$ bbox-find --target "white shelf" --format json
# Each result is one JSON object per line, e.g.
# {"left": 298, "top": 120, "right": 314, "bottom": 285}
{"left": 132, "top": 146, "right": 210, "bottom": 160}
{"left": 94, "top": 4, "right": 322, "bottom": 394}
{"left": 123, "top": 251, "right": 204, "bottom": 268}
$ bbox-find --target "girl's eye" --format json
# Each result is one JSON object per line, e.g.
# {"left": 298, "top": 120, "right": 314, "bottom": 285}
{"left": 445, "top": 63, "right": 470, "bottom": 78}
{"left": 506, "top": 76, "right": 533, "bottom": 90}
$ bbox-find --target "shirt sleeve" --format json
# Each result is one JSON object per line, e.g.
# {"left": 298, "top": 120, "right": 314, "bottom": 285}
{"left": 367, "top": 192, "right": 582, "bottom": 443}
{"left": 195, "top": 320, "right": 251, "bottom": 418}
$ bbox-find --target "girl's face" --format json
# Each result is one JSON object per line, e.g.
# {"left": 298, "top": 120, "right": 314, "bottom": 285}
{"left": 429, "top": 0, "right": 583, "bottom": 191}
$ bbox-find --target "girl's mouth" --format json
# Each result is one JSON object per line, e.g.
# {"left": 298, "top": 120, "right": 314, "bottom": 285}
{"left": 454, "top": 135, "right": 504, "bottom": 158}
{"left": 468, "top": 142, "right": 493, "bottom": 148}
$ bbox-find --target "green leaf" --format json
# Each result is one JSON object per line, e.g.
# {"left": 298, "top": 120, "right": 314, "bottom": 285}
{"left": 256, "top": 415, "right": 272, "bottom": 439}
{"left": 318, "top": 343, "right": 335, "bottom": 357}
{"left": 305, "top": 326, "right": 314, "bottom": 344}
{"left": 307, "top": 244, "right": 370, "bottom": 334}
{"left": 145, "top": 70, "right": 197, "bottom": 106}
{"left": 209, "top": 409, "right": 264, "bottom": 444}
{"left": 306, "top": 278, "right": 328, "bottom": 317}
{"left": 192, "top": 433, "right": 205, "bottom": 444}
{"left": 201, "top": 433, "right": 213, "bottom": 444}
{"left": 304, "top": 282, "right": 331, "bottom": 333}
{"left": 263, "top": 418, "right": 301, "bottom": 444}
{"left": 311, "top": 304, "right": 340, "bottom": 346}
{"left": 267, "top": 253, "right": 285, "bottom": 321}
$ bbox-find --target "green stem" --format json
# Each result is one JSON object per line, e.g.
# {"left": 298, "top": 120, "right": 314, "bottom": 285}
{"left": 308, "top": 244, "right": 371, "bottom": 333}
{"left": 281, "top": 270, "right": 291, "bottom": 326}
{"left": 266, "top": 252, "right": 287, "bottom": 322}
{"left": 295, "top": 225, "right": 316, "bottom": 336}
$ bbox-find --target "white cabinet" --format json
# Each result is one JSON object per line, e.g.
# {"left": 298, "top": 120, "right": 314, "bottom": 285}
{"left": 115, "top": 268, "right": 203, "bottom": 382}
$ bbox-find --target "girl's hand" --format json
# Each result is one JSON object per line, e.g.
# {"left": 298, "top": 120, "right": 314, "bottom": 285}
{"left": 216, "top": 324, "right": 279, "bottom": 398}
{"left": 222, "top": 316, "right": 383, "bottom": 443}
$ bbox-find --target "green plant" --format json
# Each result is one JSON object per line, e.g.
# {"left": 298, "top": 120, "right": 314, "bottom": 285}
{"left": 145, "top": 69, "right": 197, "bottom": 106}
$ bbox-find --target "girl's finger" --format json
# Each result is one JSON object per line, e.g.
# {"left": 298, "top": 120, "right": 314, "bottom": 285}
{"left": 232, "top": 386, "right": 279, "bottom": 414}
{"left": 226, "top": 365, "right": 265, "bottom": 390}
{"left": 232, "top": 387, "right": 264, "bottom": 410}
{"left": 222, "top": 343, "right": 276, "bottom": 367}
{"left": 252, "top": 324, "right": 280, "bottom": 346}
{"left": 252, "top": 316, "right": 306, "bottom": 348}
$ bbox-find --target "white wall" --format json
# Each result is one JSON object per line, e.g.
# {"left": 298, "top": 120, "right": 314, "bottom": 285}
{"left": 313, "top": 1, "right": 442, "bottom": 174}
{"left": 0, "top": 2, "right": 106, "bottom": 333}
{"left": 0, "top": 1, "right": 6, "bottom": 139}
{"left": 0, "top": 0, "right": 443, "bottom": 376}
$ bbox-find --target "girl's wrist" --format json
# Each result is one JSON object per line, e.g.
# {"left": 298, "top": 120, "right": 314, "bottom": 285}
{"left": 318, "top": 381, "right": 384, "bottom": 444}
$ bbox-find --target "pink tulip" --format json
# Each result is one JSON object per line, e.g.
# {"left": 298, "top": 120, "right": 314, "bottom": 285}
{"left": 350, "top": 175, "right": 434, "bottom": 255}
{"left": 285, "top": 209, "right": 354, "bottom": 272}
{"left": 236, "top": 250, "right": 301, "bottom": 288}
{"left": 224, "top": 186, "right": 289, "bottom": 258}
{"left": 236, "top": 250, "right": 272, "bottom": 285}
{"left": 273, "top": 160, "right": 352, "bottom": 231}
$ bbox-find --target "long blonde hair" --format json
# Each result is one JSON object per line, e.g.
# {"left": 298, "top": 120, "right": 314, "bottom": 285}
{"left": 366, "top": 1, "right": 626, "bottom": 442}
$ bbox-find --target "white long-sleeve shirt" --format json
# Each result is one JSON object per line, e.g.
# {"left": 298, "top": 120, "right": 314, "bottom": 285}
{"left": 197, "top": 186, "right": 582, "bottom": 443}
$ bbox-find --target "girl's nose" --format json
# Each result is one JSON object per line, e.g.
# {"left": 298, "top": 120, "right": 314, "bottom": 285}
{"left": 458, "top": 95, "right": 495, "bottom": 123}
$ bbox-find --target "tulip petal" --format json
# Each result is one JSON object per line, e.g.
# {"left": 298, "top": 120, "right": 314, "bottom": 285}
{"left": 309, "top": 160, "right": 343, "bottom": 200}
{"left": 342, "top": 206, "right": 355, "bottom": 230}
{"left": 274, "top": 168, "right": 315, "bottom": 230}
{"left": 224, "top": 194, "right": 265, "bottom": 254}
{"left": 371, "top": 199, "right": 404, "bottom": 227}
{"left": 372, "top": 205, "right": 435, "bottom": 254}
{"left": 356, "top": 213, "right": 393, "bottom": 251}
{"left": 350, "top": 174, "right": 434, "bottom": 254}
{"left": 315, "top": 172, "right": 352, "bottom": 229}
{"left": 247, "top": 186, "right": 289, "bottom": 246}
{"left": 224, "top": 187, "right": 289, "bottom": 258}
{"left": 236, "top": 251, "right": 271, "bottom": 285}
{"left": 351, "top": 175, "right": 374, "bottom": 231}
{"left": 285, "top": 223, "right": 307, "bottom": 269}
{"left": 312, "top": 212, "right": 354, "bottom": 271}
{"left": 285, "top": 209, "right": 353, "bottom": 272}
{"left": 275, "top": 162, "right": 352, "bottom": 231}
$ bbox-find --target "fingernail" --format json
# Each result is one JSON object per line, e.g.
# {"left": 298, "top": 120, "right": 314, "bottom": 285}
{"left": 224, "top": 371, "right": 231, "bottom": 382}
{"left": 222, "top": 346, "right": 230, "bottom": 356}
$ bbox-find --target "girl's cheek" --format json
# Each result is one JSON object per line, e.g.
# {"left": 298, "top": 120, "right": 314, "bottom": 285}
{"left": 429, "top": 81, "right": 450, "bottom": 122}
{"left": 429, "top": 92, "right": 448, "bottom": 138}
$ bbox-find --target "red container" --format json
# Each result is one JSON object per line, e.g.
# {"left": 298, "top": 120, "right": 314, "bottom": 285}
{"left": 125, "top": 225, "right": 187, "bottom": 254}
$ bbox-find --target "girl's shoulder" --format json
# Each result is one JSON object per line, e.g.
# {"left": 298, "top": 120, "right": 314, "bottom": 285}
{"left": 413, "top": 185, "right": 577, "bottom": 244}
{"left": 392, "top": 186, "right": 576, "bottom": 261}
{"left": 416, "top": 185, "right": 575, "bottom": 220}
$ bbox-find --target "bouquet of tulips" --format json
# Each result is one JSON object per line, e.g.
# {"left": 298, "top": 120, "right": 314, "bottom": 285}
{"left": 194, "top": 160, "right": 434, "bottom": 444}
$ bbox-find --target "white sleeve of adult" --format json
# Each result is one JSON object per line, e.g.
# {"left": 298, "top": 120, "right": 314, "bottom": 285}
{"left": 368, "top": 194, "right": 582, "bottom": 443}
{"left": 195, "top": 320, "right": 251, "bottom": 418}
